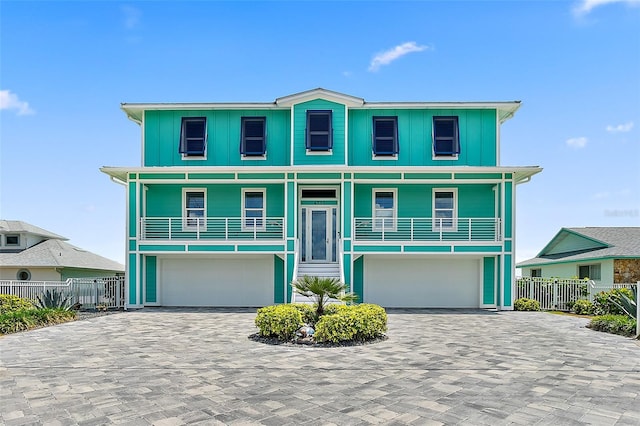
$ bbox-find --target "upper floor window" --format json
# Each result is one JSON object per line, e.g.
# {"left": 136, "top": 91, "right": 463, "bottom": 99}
{"left": 306, "top": 110, "right": 332, "bottom": 151}
{"left": 5, "top": 235, "right": 19, "bottom": 246}
{"left": 372, "top": 116, "right": 399, "bottom": 156}
{"left": 373, "top": 189, "right": 396, "bottom": 231}
{"left": 243, "top": 189, "right": 265, "bottom": 230}
{"left": 179, "top": 117, "right": 207, "bottom": 157}
{"left": 433, "top": 116, "right": 460, "bottom": 157}
{"left": 433, "top": 189, "right": 457, "bottom": 230}
{"left": 183, "top": 189, "right": 206, "bottom": 229}
{"left": 241, "top": 117, "right": 266, "bottom": 157}
{"left": 578, "top": 264, "right": 601, "bottom": 281}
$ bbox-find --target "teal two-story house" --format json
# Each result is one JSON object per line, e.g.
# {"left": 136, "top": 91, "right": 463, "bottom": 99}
{"left": 102, "top": 88, "right": 540, "bottom": 310}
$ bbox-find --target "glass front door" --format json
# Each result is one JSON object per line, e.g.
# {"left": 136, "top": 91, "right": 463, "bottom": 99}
{"left": 301, "top": 207, "right": 337, "bottom": 263}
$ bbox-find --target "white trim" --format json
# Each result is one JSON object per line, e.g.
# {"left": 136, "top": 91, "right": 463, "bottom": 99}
{"left": 242, "top": 188, "right": 266, "bottom": 231}
{"left": 496, "top": 111, "right": 500, "bottom": 166}
{"left": 432, "top": 155, "right": 459, "bottom": 161}
{"left": 290, "top": 105, "right": 294, "bottom": 166}
{"left": 372, "top": 188, "right": 397, "bottom": 232}
{"left": 432, "top": 188, "right": 458, "bottom": 231}
{"left": 372, "top": 155, "right": 398, "bottom": 161}
{"left": 141, "top": 111, "right": 146, "bottom": 166}
{"left": 306, "top": 150, "right": 333, "bottom": 155}
{"left": 344, "top": 107, "right": 349, "bottom": 165}
{"left": 241, "top": 154, "right": 267, "bottom": 161}
{"left": 182, "top": 188, "right": 207, "bottom": 230}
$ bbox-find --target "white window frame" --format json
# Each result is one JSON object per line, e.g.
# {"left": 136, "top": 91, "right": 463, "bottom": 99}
{"left": 530, "top": 268, "right": 542, "bottom": 278}
{"left": 432, "top": 188, "right": 458, "bottom": 231}
{"left": 578, "top": 264, "right": 601, "bottom": 281}
{"left": 5, "top": 234, "right": 20, "bottom": 246}
{"left": 372, "top": 188, "right": 397, "bottom": 232}
{"left": 242, "top": 188, "right": 266, "bottom": 231}
{"left": 182, "top": 188, "right": 207, "bottom": 230}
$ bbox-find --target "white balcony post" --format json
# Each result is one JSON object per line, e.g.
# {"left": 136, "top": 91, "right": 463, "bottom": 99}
{"left": 225, "top": 218, "right": 229, "bottom": 240}
{"left": 254, "top": 219, "right": 257, "bottom": 240}
{"left": 168, "top": 218, "right": 172, "bottom": 240}
{"left": 468, "top": 218, "right": 471, "bottom": 241}
{"left": 410, "top": 218, "right": 414, "bottom": 242}
{"left": 439, "top": 219, "right": 443, "bottom": 242}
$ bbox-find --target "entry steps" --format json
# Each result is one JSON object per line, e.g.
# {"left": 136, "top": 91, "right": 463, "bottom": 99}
{"left": 291, "top": 262, "right": 343, "bottom": 304}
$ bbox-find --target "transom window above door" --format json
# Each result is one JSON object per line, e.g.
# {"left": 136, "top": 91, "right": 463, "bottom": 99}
{"left": 306, "top": 110, "right": 333, "bottom": 151}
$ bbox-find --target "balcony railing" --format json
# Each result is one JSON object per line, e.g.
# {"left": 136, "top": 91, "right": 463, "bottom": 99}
{"left": 353, "top": 217, "right": 501, "bottom": 242}
{"left": 140, "top": 217, "right": 284, "bottom": 241}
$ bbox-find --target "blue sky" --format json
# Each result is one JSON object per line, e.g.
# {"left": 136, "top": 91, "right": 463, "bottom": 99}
{"left": 1, "top": 0, "right": 639, "bottom": 266}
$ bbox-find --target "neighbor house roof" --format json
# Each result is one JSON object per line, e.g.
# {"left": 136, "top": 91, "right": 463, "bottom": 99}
{"left": 0, "top": 239, "right": 124, "bottom": 272}
{"left": 0, "top": 220, "right": 67, "bottom": 241}
{"left": 517, "top": 227, "right": 640, "bottom": 268}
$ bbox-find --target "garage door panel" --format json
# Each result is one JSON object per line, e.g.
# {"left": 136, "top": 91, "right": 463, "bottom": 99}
{"left": 364, "top": 256, "right": 479, "bottom": 308}
{"left": 159, "top": 256, "right": 273, "bottom": 307}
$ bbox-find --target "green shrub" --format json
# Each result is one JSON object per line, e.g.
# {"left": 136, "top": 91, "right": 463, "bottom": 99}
{"left": 593, "top": 288, "right": 633, "bottom": 316}
{"left": 514, "top": 298, "right": 540, "bottom": 311}
{"left": 314, "top": 304, "right": 387, "bottom": 343}
{"left": 0, "top": 308, "right": 76, "bottom": 335}
{"left": 0, "top": 294, "right": 35, "bottom": 314}
{"left": 254, "top": 305, "right": 304, "bottom": 340}
{"left": 587, "top": 314, "right": 637, "bottom": 337}
{"left": 290, "top": 303, "right": 316, "bottom": 325}
{"left": 572, "top": 299, "right": 594, "bottom": 315}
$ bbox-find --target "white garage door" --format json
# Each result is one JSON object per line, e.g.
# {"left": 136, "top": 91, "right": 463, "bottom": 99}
{"left": 364, "top": 256, "right": 480, "bottom": 308}
{"left": 159, "top": 255, "right": 273, "bottom": 307}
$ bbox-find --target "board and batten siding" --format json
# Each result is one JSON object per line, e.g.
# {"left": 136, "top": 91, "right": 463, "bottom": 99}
{"left": 348, "top": 109, "right": 497, "bottom": 166}
{"left": 292, "top": 99, "right": 346, "bottom": 165}
{"left": 143, "top": 110, "right": 291, "bottom": 167}
{"left": 144, "top": 184, "right": 285, "bottom": 218}
{"left": 353, "top": 184, "right": 497, "bottom": 218}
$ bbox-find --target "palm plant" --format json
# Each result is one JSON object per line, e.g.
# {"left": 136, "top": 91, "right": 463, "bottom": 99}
{"left": 610, "top": 286, "right": 637, "bottom": 320}
{"left": 291, "top": 275, "right": 357, "bottom": 323}
{"left": 33, "top": 288, "right": 73, "bottom": 311}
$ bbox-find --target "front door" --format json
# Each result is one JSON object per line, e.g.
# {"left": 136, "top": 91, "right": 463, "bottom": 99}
{"left": 301, "top": 207, "right": 336, "bottom": 262}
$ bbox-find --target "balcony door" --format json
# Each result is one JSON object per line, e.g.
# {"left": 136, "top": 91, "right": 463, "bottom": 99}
{"left": 301, "top": 206, "right": 337, "bottom": 263}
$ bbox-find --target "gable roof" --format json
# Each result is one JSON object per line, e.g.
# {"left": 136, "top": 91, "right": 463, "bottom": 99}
{"left": 517, "top": 227, "right": 640, "bottom": 267}
{"left": 0, "top": 239, "right": 124, "bottom": 272}
{"left": 0, "top": 220, "right": 67, "bottom": 241}
{"left": 120, "top": 88, "right": 521, "bottom": 124}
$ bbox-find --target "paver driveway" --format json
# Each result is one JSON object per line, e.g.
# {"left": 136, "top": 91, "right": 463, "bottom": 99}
{"left": 1, "top": 309, "right": 639, "bottom": 425}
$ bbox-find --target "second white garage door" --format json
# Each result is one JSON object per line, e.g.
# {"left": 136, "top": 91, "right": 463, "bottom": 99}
{"left": 159, "top": 255, "right": 273, "bottom": 307}
{"left": 363, "top": 256, "right": 480, "bottom": 308}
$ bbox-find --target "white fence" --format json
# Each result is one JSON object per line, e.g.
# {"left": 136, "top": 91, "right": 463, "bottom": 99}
{"left": 516, "top": 277, "right": 636, "bottom": 311}
{"left": 0, "top": 276, "right": 125, "bottom": 310}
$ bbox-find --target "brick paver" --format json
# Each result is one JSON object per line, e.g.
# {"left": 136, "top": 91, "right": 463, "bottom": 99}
{"left": 1, "top": 309, "right": 639, "bottom": 425}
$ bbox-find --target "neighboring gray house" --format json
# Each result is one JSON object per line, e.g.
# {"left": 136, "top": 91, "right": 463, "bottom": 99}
{"left": 517, "top": 227, "right": 640, "bottom": 284}
{"left": 0, "top": 220, "right": 124, "bottom": 281}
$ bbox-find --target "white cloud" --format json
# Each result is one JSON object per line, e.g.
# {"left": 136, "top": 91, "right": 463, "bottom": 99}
{"left": 606, "top": 121, "right": 634, "bottom": 133}
{"left": 566, "top": 136, "right": 588, "bottom": 148}
{"left": 0, "top": 90, "right": 35, "bottom": 115}
{"left": 368, "top": 41, "right": 429, "bottom": 72}
{"left": 121, "top": 5, "right": 141, "bottom": 29}
{"left": 342, "top": 71, "right": 353, "bottom": 78}
{"left": 573, "top": 0, "right": 640, "bottom": 16}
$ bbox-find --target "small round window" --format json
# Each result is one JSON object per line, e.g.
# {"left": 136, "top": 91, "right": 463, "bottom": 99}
{"left": 17, "top": 269, "right": 31, "bottom": 281}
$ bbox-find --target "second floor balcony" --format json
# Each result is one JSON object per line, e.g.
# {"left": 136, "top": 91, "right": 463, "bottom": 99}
{"left": 353, "top": 217, "right": 502, "bottom": 243}
{"left": 140, "top": 217, "right": 284, "bottom": 241}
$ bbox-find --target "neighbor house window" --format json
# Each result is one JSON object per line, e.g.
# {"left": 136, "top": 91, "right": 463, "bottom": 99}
{"left": 373, "top": 189, "right": 396, "bottom": 231}
{"left": 372, "top": 116, "right": 399, "bottom": 156}
{"left": 531, "top": 268, "right": 542, "bottom": 278}
{"left": 306, "top": 110, "right": 332, "bottom": 151}
{"left": 16, "top": 269, "right": 31, "bottom": 281}
{"left": 241, "top": 117, "right": 266, "bottom": 157}
{"left": 183, "top": 189, "right": 206, "bottom": 228}
{"left": 179, "top": 117, "right": 207, "bottom": 157}
{"left": 433, "top": 189, "right": 457, "bottom": 230}
{"left": 243, "top": 189, "right": 265, "bottom": 230}
{"left": 433, "top": 116, "right": 460, "bottom": 157}
{"left": 5, "top": 235, "right": 19, "bottom": 246}
{"left": 578, "top": 264, "right": 601, "bottom": 281}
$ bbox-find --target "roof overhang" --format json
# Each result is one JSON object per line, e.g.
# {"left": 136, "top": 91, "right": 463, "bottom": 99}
{"left": 101, "top": 165, "right": 541, "bottom": 184}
